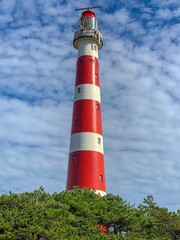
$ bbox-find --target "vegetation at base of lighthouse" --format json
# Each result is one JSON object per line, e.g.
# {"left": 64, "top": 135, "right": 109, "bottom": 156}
{"left": 0, "top": 187, "right": 179, "bottom": 239}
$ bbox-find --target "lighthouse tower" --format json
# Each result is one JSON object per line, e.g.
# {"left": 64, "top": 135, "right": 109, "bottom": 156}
{"left": 66, "top": 7, "right": 106, "bottom": 196}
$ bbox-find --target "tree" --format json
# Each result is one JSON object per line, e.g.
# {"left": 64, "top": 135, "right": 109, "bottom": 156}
{"left": 0, "top": 189, "right": 179, "bottom": 239}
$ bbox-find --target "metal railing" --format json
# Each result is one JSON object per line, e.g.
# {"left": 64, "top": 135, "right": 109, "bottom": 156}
{"left": 73, "top": 29, "right": 103, "bottom": 44}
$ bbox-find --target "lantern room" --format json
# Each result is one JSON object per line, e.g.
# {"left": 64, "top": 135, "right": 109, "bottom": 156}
{"left": 73, "top": 9, "right": 103, "bottom": 50}
{"left": 78, "top": 10, "right": 98, "bottom": 30}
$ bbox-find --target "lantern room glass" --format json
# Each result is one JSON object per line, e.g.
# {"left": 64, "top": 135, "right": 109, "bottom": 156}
{"left": 78, "top": 17, "right": 98, "bottom": 30}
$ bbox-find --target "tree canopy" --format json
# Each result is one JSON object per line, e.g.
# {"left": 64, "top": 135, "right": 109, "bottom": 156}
{"left": 0, "top": 187, "right": 179, "bottom": 239}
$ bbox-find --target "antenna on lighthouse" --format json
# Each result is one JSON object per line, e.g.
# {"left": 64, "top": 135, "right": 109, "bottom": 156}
{"left": 75, "top": 6, "right": 102, "bottom": 11}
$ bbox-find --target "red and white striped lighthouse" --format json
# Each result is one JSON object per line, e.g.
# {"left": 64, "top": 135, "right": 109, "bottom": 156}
{"left": 66, "top": 7, "right": 106, "bottom": 196}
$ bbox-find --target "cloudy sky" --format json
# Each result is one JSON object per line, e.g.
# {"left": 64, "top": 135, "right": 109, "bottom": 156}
{"left": 0, "top": 0, "right": 179, "bottom": 210}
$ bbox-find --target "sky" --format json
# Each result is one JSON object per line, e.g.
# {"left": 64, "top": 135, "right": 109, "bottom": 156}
{"left": 0, "top": 0, "right": 179, "bottom": 211}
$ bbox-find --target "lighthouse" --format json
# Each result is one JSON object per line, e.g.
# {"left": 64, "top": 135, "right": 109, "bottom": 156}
{"left": 66, "top": 7, "right": 106, "bottom": 196}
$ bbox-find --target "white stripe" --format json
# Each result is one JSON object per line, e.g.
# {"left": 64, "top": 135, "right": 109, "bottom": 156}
{"left": 78, "top": 40, "right": 98, "bottom": 58}
{"left": 69, "top": 189, "right": 106, "bottom": 196}
{"left": 95, "top": 190, "right": 106, "bottom": 196}
{"left": 74, "top": 84, "right": 101, "bottom": 102}
{"left": 70, "top": 132, "right": 104, "bottom": 154}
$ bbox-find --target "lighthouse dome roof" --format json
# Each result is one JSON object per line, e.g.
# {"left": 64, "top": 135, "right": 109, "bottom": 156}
{"left": 81, "top": 10, "right": 96, "bottom": 18}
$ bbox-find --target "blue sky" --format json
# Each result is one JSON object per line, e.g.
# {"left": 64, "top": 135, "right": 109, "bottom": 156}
{"left": 0, "top": 0, "right": 179, "bottom": 211}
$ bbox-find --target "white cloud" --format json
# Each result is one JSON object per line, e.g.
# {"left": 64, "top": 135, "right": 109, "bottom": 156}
{"left": 0, "top": 14, "right": 13, "bottom": 24}
{"left": 0, "top": 97, "right": 71, "bottom": 193}
{"left": 0, "top": 0, "right": 16, "bottom": 13}
{"left": 157, "top": 8, "right": 173, "bottom": 19}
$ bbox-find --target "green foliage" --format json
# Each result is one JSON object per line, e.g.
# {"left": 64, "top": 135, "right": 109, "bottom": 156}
{"left": 0, "top": 188, "right": 179, "bottom": 239}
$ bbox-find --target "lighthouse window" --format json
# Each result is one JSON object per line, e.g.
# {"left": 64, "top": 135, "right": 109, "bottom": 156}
{"left": 77, "top": 87, "right": 81, "bottom": 93}
{"left": 99, "top": 175, "right": 103, "bottom": 182}
{"left": 92, "top": 44, "right": 97, "bottom": 51}
{"left": 98, "top": 137, "right": 101, "bottom": 144}
{"left": 96, "top": 104, "right": 99, "bottom": 110}
{"left": 95, "top": 60, "right": 99, "bottom": 65}
{"left": 95, "top": 73, "right": 98, "bottom": 80}
{"left": 73, "top": 154, "right": 77, "bottom": 160}
{"left": 75, "top": 119, "right": 79, "bottom": 125}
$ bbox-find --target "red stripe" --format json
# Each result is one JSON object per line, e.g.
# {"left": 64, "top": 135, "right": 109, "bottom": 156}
{"left": 71, "top": 99, "right": 102, "bottom": 135}
{"left": 76, "top": 55, "right": 100, "bottom": 86}
{"left": 66, "top": 151, "right": 106, "bottom": 191}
